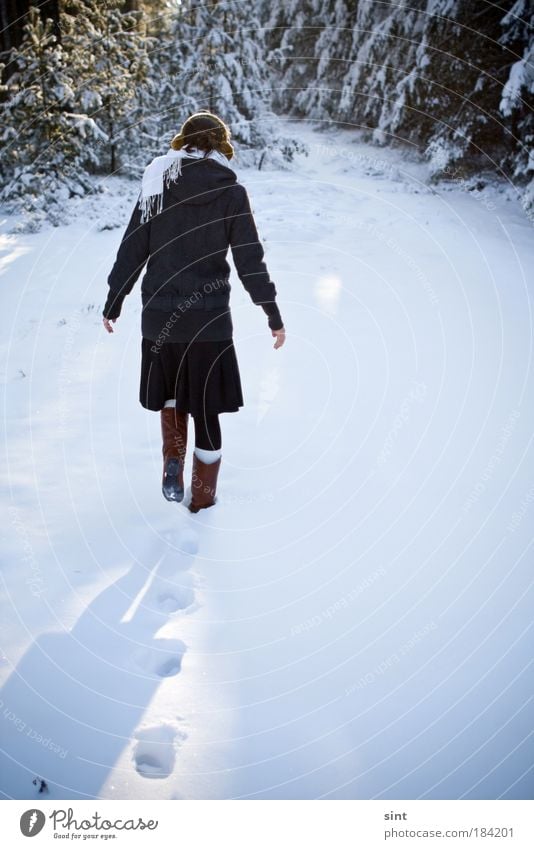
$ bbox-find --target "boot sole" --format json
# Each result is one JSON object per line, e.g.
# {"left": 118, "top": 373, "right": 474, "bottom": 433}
{"left": 162, "top": 459, "right": 184, "bottom": 502}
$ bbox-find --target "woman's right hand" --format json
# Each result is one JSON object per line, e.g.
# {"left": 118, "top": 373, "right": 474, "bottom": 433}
{"left": 272, "top": 327, "right": 286, "bottom": 349}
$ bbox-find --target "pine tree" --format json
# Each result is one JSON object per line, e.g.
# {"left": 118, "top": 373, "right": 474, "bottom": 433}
{"left": 175, "top": 0, "right": 307, "bottom": 168}
{"left": 262, "top": 0, "right": 532, "bottom": 215}
{"left": 61, "top": 0, "right": 151, "bottom": 175}
{"left": 269, "top": 0, "right": 326, "bottom": 118}
{"left": 115, "top": 3, "right": 194, "bottom": 167}
{"left": 260, "top": 0, "right": 350, "bottom": 123}
{"left": 114, "top": 20, "right": 164, "bottom": 174}
{"left": 392, "top": 1, "right": 510, "bottom": 177}
{"left": 0, "top": 5, "right": 105, "bottom": 228}
{"left": 300, "top": 0, "right": 357, "bottom": 123}
{"left": 499, "top": 0, "right": 534, "bottom": 216}
{"left": 337, "top": 0, "right": 426, "bottom": 140}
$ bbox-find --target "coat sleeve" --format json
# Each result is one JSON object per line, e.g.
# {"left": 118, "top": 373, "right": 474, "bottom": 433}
{"left": 228, "top": 186, "right": 284, "bottom": 331}
{"left": 103, "top": 197, "right": 150, "bottom": 320}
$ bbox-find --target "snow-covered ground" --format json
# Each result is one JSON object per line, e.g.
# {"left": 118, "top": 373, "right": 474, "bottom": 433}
{"left": 1, "top": 120, "right": 532, "bottom": 800}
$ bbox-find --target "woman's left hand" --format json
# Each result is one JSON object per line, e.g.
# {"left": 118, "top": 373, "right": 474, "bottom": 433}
{"left": 103, "top": 318, "right": 116, "bottom": 334}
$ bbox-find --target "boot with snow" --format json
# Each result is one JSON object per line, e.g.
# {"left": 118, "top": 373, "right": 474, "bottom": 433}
{"left": 188, "top": 452, "right": 221, "bottom": 513}
{"left": 161, "top": 408, "right": 188, "bottom": 502}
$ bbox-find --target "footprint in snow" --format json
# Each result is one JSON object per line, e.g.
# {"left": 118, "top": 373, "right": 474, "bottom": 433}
{"left": 130, "top": 639, "right": 186, "bottom": 678}
{"left": 157, "top": 531, "right": 199, "bottom": 576}
{"left": 157, "top": 586, "right": 194, "bottom": 613}
{"left": 163, "top": 528, "right": 199, "bottom": 555}
{"left": 179, "top": 529, "right": 199, "bottom": 555}
{"left": 132, "top": 723, "right": 187, "bottom": 779}
{"left": 157, "top": 656, "right": 182, "bottom": 677}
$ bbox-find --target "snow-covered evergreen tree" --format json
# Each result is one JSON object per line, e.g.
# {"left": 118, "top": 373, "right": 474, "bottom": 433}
{"left": 116, "top": 29, "right": 164, "bottom": 173}
{"left": 263, "top": 0, "right": 357, "bottom": 124}
{"left": 61, "top": 0, "right": 151, "bottom": 174}
{"left": 338, "top": 0, "right": 426, "bottom": 141}
{"left": 260, "top": 0, "right": 533, "bottom": 213}
{"left": 267, "top": 0, "right": 328, "bottom": 118}
{"left": 113, "top": 3, "right": 196, "bottom": 168}
{"left": 499, "top": 0, "right": 534, "bottom": 215}
{"left": 0, "top": 5, "right": 105, "bottom": 228}
{"left": 394, "top": 1, "right": 510, "bottom": 177}
{"left": 301, "top": 0, "right": 357, "bottom": 122}
{"left": 174, "top": 0, "right": 307, "bottom": 168}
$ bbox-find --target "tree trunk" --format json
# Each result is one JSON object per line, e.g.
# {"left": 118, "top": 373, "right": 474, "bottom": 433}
{"left": 0, "top": 0, "right": 29, "bottom": 54}
{"left": 39, "top": 0, "right": 61, "bottom": 42}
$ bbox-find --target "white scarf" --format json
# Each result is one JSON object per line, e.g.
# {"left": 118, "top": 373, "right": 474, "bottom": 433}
{"left": 139, "top": 146, "right": 236, "bottom": 222}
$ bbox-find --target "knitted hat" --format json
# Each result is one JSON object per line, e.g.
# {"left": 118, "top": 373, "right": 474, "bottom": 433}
{"left": 171, "top": 111, "right": 234, "bottom": 160}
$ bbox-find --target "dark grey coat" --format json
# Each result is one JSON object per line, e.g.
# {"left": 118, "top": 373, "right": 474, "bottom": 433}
{"left": 103, "top": 155, "right": 283, "bottom": 342}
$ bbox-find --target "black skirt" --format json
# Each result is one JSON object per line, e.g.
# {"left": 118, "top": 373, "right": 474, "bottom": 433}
{"left": 139, "top": 337, "right": 244, "bottom": 414}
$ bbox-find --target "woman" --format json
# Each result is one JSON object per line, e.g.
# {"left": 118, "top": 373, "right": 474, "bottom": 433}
{"left": 102, "top": 111, "right": 286, "bottom": 512}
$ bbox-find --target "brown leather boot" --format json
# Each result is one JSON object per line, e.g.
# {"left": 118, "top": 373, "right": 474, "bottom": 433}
{"left": 188, "top": 453, "right": 221, "bottom": 513}
{"left": 161, "top": 407, "right": 189, "bottom": 502}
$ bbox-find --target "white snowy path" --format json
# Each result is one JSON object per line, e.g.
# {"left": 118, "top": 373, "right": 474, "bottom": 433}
{"left": 1, "top": 122, "right": 533, "bottom": 800}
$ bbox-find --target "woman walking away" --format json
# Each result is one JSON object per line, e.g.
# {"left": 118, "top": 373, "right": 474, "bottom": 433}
{"left": 102, "top": 112, "right": 286, "bottom": 512}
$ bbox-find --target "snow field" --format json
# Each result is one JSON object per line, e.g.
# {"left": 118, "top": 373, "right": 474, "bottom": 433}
{"left": 1, "top": 122, "right": 532, "bottom": 800}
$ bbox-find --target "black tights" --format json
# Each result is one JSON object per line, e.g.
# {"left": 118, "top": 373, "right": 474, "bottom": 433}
{"left": 193, "top": 413, "right": 221, "bottom": 451}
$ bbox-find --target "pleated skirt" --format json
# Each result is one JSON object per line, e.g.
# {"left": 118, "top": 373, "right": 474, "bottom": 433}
{"left": 139, "top": 337, "right": 244, "bottom": 414}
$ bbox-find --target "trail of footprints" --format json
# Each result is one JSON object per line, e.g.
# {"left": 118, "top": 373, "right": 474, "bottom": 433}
{"left": 131, "top": 528, "right": 199, "bottom": 780}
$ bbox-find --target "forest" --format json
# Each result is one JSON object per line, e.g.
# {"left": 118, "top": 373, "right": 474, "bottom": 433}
{"left": 0, "top": 1, "right": 532, "bottom": 227}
